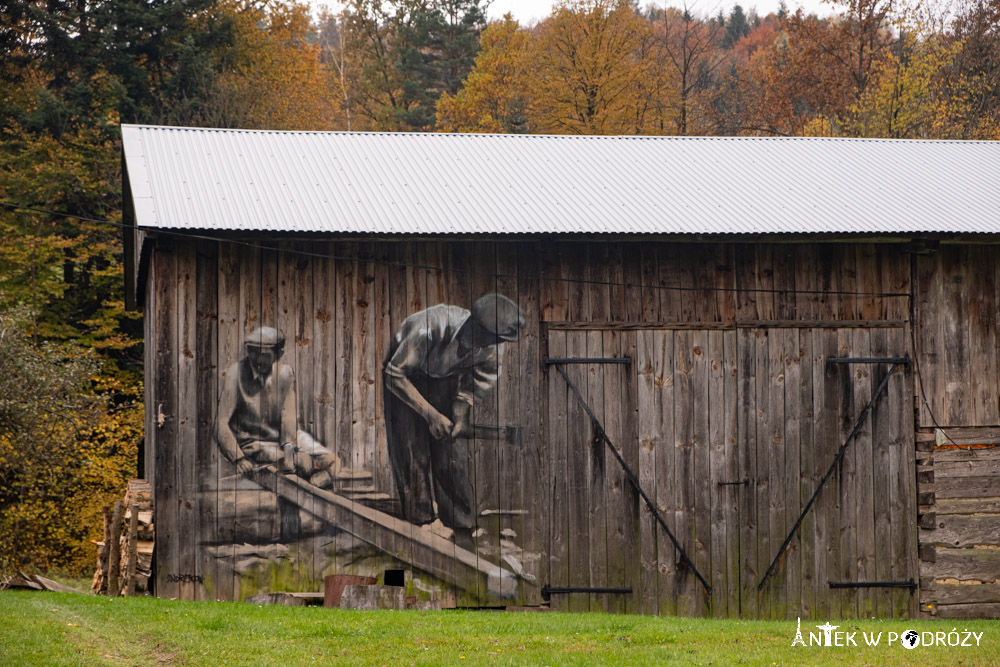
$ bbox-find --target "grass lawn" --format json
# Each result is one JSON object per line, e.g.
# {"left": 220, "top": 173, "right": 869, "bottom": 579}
{"left": 0, "top": 590, "right": 996, "bottom": 666}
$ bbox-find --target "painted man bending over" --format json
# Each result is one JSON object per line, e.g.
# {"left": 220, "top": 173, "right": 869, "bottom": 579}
{"left": 215, "top": 327, "right": 340, "bottom": 489}
{"left": 384, "top": 293, "right": 525, "bottom": 550}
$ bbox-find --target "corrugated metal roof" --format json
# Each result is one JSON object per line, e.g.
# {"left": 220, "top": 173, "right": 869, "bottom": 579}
{"left": 122, "top": 124, "right": 1000, "bottom": 236}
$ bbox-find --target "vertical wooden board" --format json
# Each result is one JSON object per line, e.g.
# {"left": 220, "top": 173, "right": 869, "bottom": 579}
{"left": 216, "top": 241, "right": 243, "bottom": 601}
{"left": 195, "top": 243, "right": 219, "bottom": 601}
{"left": 765, "top": 328, "right": 786, "bottom": 619}
{"left": 870, "top": 327, "right": 893, "bottom": 618}
{"left": 836, "top": 328, "right": 858, "bottom": 618}
{"left": 469, "top": 243, "right": 501, "bottom": 606}
{"left": 692, "top": 245, "right": 719, "bottom": 323}
{"left": 607, "top": 243, "right": 626, "bottom": 322}
{"left": 600, "top": 331, "right": 624, "bottom": 613}
{"left": 835, "top": 245, "right": 858, "bottom": 321}
{"left": 516, "top": 243, "right": 543, "bottom": 604}
{"left": 153, "top": 248, "right": 179, "bottom": 600}
{"left": 621, "top": 243, "right": 644, "bottom": 323}
{"left": 547, "top": 330, "right": 570, "bottom": 611}
{"left": 176, "top": 245, "right": 200, "bottom": 601}
{"left": 618, "top": 330, "right": 641, "bottom": 614}
{"left": 333, "top": 242, "right": 358, "bottom": 578}
{"left": 353, "top": 243, "right": 377, "bottom": 502}
{"left": 674, "top": 330, "right": 696, "bottom": 616}
{"left": 880, "top": 246, "right": 910, "bottom": 322}
{"left": 771, "top": 244, "right": 796, "bottom": 321}
{"left": 145, "top": 259, "right": 157, "bottom": 494}
{"left": 292, "top": 244, "right": 318, "bottom": 585}
{"left": 636, "top": 330, "right": 660, "bottom": 615}
{"left": 734, "top": 245, "right": 759, "bottom": 322}
{"left": 565, "top": 243, "right": 590, "bottom": 323}
{"left": 797, "top": 329, "right": 817, "bottom": 619}
{"left": 794, "top": 245, "right": 818, "bottom": 322}
{"left": 913, "top": 252, "right": 939, "bottom": 427}
{"left": 782, "top": 329, "right": 802, "bottom": 618}
{"left": 737, "top": 328, "right": 758, "bottom": 618}
{"left": 968, "top": 246, "right": 999, "bottom": 425}
{"left": 657, "top": 244, "right": 681, "bottom": 322}
{"left": 857, "top": 244, "right": 882, "bottom": 320}
{"left": 753, "top": 329, "right": 772, "bottom": 618}
{"left": 639, "top": 245, "right": 661, "bottom": 323}
{"left": 708, "top": 330, "right": 727, "bottom": 617}
{"left": 540, "top": 244, "right": 568, "bottom": 323}
{"left": 384, "top": 243, "right": 414, "bottom": 599}
{"left": 496, "top": 243, "right": 523, "bottom": 601}
{"left": 587, "top": 330, "right": 609, "bottom": 612}
{"left": 852, "top": 328, "right": 877, "bottom": 620}
{"left": 691, "top": 329, "right": 712, "bottom": 616}
{"left": 275, "top": 244, "right": 301, "bottom": 584}
{"left": 673, "top": 245, "right": 696, "bottom": 322}
{"left": 754, "top": 246, "right": 775, "bottom": 321}
{"left": 257, "top": 244, "right": 279, "bottom": 595}
{"left": 814, "top": 245, "right": 839, "bottom": 321}
{"left": 941, "top": 247, "right": 971, "bottom": 426}
{"left": 889, "top": 328, "right": 918, "bottom": 618}
{"left": 312, "top": 244, "right": 336, "bottom": 563}
{"left": 564, "top": 331, "right": 591, "bottom": 612}
{"left": 716, "top": 245, "right": 737, "bottom": 325}
{"left": 655, "top": 331, "right": 678, "bottom": 616}
{"left": 588, "top": 243, "right": 611, "bottom": 322}
{"left": 817, "top": 328, "right": 842, "bottom": 619}
{"left": 722, "top": 330, "right": 740, "bottom": 617}
{"left": 372, "top": 244, "right": 393, "bottom": 504}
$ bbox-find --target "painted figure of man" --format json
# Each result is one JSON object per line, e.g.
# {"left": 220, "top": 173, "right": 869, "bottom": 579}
{"left": 383, "top": 293, "right": 525, "bottom": 549}
{"left": 215, "top": 326, "right": 340, "bottom": 489}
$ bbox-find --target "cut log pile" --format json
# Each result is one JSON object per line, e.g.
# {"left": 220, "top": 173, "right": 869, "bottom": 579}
{"left": 92, "top": 479, "right": 154, "bottom": 596}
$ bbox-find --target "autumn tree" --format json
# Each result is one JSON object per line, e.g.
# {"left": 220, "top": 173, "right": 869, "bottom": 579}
{"left": 527, "top": 0, "right": 670, "bottom": 135}
{"left": 651, "top": 5, "right": 727, "bottom": 135}
{"left": 436, "top": 15, "right": 533, "bottom": 132}
{"left": 344, "top": 0, "right": 486, "bottom": 131}
{"left": 191, "top": 2, "right": 343, "bottom": 131}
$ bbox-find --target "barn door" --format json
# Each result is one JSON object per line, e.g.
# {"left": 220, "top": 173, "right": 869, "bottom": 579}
{"left": 545, "top": 328, "right": 740, "bottom": 617}
{"left": 738, "top": 327, "right": 917, "bottom": 621}
{"left": 545, "top": 328, "right": 642, "bottom": 613}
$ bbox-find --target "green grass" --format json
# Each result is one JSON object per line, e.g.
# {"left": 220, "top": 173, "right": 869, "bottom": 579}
{"left": 0, "top": 591, "right": 996, "bottom": 666}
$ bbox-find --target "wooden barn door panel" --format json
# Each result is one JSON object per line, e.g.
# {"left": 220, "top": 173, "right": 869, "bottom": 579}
{"left": 743, "top": 327, "right": 916, "bottom": 620}
{"left": 633, "top": 329, "right": 739, "bottom": 618}
{"left": 544, "top": 329, "right": 640, "bottom": 612}
{"left": 546, "top": 328, "right": 739, "bottom": 616}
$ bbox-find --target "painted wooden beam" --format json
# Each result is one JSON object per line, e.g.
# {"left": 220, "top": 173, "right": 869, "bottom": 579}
{"left": 250, "top": 467, "right": 524, "bottom": 599}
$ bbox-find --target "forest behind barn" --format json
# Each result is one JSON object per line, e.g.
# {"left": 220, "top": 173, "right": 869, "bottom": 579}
{"left": 3, "top": 0, "right": 1000, "bottom": 580}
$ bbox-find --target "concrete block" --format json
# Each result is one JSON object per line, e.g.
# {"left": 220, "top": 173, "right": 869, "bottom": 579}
{"left": 339, "top": 585, "right": 405, "bottom": 611}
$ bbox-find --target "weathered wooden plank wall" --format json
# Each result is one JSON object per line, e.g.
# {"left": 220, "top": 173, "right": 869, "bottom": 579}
{"left": 146, "top": 237, "right": 938, "bottom": 616}
{"left": 915, "top": 246, "right": 1000, "bottom": 428}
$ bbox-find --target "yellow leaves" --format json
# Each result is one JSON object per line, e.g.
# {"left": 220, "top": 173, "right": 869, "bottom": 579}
{"left": 436, "top": 15, "right": 532, "bottom": 133}
{"left": 528, "top": 0, "right": 663, "bottom": 135}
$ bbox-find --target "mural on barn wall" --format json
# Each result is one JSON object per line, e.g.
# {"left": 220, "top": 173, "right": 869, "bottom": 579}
{"left": 196, "top": 268, "right": 535, "bottom": 603}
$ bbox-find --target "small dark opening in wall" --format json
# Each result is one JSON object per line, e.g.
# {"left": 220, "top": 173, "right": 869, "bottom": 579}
{"left": 384, "top": 569, "right": 405, "bottom": 587}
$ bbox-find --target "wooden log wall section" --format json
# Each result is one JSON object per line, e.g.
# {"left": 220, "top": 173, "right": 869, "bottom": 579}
{"left": 143, "top": 238, "right": 997, "bottom": 617}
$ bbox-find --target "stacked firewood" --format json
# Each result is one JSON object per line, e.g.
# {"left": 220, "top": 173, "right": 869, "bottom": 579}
{"left": 92, "top": 480, "right": 154, "bottom": 596}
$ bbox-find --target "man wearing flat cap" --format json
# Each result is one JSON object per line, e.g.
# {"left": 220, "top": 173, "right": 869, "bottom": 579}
{"left": 215, "top": 327, "right": 341, "bottom": 490}
{"left": 384, "top": 293, "right": 525, "bottom": 549}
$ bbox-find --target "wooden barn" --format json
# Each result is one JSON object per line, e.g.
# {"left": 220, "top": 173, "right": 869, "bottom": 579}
{"left": 122, "top": 125, "right": 1000, "bottom": 619}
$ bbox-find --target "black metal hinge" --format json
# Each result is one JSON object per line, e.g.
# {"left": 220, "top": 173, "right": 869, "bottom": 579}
{"left": 544, "top": 357, "right": 632, "bottom": 366}
{"left": 829, "top": 579, "right": 916, "bottom": 591}
{"left": 827, "top": 356, "right": 910, "bottom": 365}
{"left": 541, "top": 585, "right": 632, "bottom": 601}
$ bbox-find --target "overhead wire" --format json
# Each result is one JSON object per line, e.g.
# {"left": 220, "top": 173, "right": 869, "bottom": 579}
{"left": 0, "top": 200, "right": 912, "bottom": 299}
{"left": 3, "top": 199, "right": 968, "bottom": 446}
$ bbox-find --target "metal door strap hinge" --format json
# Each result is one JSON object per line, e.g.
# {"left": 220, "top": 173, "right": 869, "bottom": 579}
{"left": 544, "top": 357, "right": 631, "bottom": 366}
{"left": 827, "top": 356, "right": 910, "bottom": 365}
{"left": 541, "top": 585, "right": 632, "bottom": 601}
{"left": 828, "top": 579, "right": 916, "bottom": 591}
